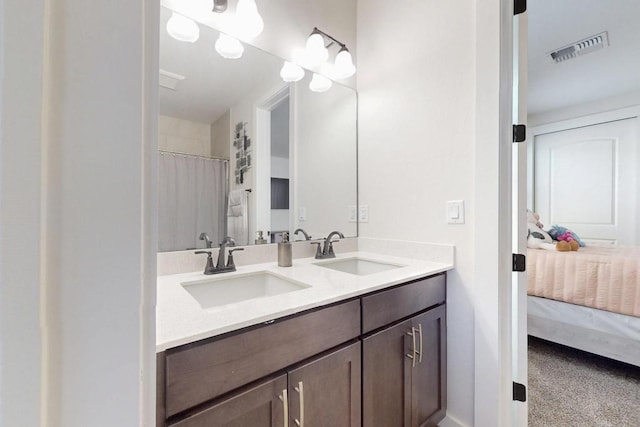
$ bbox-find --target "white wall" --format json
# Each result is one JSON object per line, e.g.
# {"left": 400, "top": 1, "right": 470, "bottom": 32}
{"left": 0, "top": 0, "right": 158, "bottom": 425}
{"left": 529, "top": 89, "right": 640, "bottom": 126}
{"left": 211, "top": 110, "right": 231, "bottom": 159}
{"left": 159, "top": 115, "right": 212, "bottom": 157}
{"left": 357, "top": 1, "right": 476, "bottom": 424}
{"left": 0, "top": 1, "right": 45, "bottom": 425}
{"left": 293, "top": 79, "right": 358, "bottom": 239}
{"left": 358, "top": 1, "right": 513, "bottom": 426}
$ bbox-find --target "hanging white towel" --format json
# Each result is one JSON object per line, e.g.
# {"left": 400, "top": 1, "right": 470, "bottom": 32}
{"left": 227, "top": 189, "right": 249, "bottom": 245}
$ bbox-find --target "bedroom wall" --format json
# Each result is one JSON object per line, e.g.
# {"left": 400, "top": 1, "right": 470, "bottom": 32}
{"left": 529, "top": 89, "right": 640, "bottom": 127}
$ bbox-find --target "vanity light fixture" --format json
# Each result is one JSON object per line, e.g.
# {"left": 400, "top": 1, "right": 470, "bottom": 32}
{"left": 333, "top": 47, "right": 356, "bottom": 79}
{"left": 166, "top": 12, "right": 200, "bottom": 43}
{"left": 280, "top": 61, "right": 305, "bottom": 82}
{"left": 212, "top": 0, "right": 228, "bottom": 13}
{"left": 235, "top": 0, "right": 264, "bottom": 39}
{"left": 302, "top": 27, "right": 356, "bottom": 79}
{"left": 215, "top": 33, "right": 244, "bottom": 59}
{"left": 309, "top": 73, "right": 332, "bottom": 93}
{"left": 304, "top": 32, "right": 329, "bottom": 66}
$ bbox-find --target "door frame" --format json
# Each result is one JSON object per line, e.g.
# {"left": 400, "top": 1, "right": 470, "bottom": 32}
{"left": 473, "top": 0, "right": 517, "bottom": 425}
{"left": 254, "top": 83, "right": 292, "bottom": 241}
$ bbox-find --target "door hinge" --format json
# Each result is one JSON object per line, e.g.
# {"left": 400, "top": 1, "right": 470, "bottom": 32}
{"left": 513, "top": 382, "right": 527, "bottom": 402}
{"left": 512, "top": 254, "right": 526, "bottom": 272}
{"left": 513, "top": 124, "right": 526, "bottom": 143}
{"left": 514, "top": 0, "right": 527, "bottom": 15}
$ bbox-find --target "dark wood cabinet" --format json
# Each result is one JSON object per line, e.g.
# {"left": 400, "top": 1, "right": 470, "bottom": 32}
{"left": 288, "top": 342, "right": 361, "bottom": 427}
{"left": 363, "top": 319, "right": 413, "bottom": 426}
{"left": 169, "top": 375, "right": 287, "bottom": 427}
{"left": 411, "top": 305, "right": 447, "bottom": 427}
{"left": 362, "top": 280, "right": 446, "bottom": 427}
{"left": 158, "top": 273, "right": 446, "bottom": 427}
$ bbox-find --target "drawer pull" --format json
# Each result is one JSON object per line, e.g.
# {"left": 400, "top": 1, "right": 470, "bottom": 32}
{"left": 279, "top": 389, "right": 289, "bottom": 427}
{"left": 294, "top": 381, "right": 305, "bottom": 427}
{"left": 406, "top": 328, "right": 417, "bottom": 368}
{"left": 417, "top": 323, "right": 423, "bottom": 363}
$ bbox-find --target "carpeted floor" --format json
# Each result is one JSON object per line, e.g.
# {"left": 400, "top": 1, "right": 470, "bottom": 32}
{"left": 528, "top": 336, "right": 640, "bottom": 426}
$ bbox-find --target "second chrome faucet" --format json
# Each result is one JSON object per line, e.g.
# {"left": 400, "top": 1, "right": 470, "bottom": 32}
{"left": 312, "top": 230, "right": 344, "bottom": 259}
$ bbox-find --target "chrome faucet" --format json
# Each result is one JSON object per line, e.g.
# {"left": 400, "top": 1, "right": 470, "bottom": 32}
{"left": 199, "top": 232, "right": 213, "bottom": 248}
{"left": 312, "top": 230, "right": 344, "bottom": 259}
{"left": 294, "top": 228, "right": 311, "bottom": 241}
{"left": 195, "top": 236, "right": 244, "bottom": 274}
{"left": 216, "top": 236, "right": 236, "bottom": 268}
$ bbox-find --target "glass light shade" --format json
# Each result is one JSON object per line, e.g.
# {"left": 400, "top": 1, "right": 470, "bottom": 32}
{"left": 215, "top": 33, "right": 244, "bottom": 59}
{"left": 304, "top": 33, "right": 329, "bottom": 66}
{"left": 309, "top": 73, "right": 332, "bottom": 93}
{"left": 166, "top": 12, "right": 200, "bottom": 43}
{"left": 235, "top": 0, "right": 264, "bottom": 39}
{"left": 333, "top": 49, "right": 356, "bottom": 79}
{"left": 280, "top": 61, "right": 305, "bottom": 82}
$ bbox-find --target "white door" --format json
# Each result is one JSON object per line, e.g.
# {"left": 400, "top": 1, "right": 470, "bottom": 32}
{"left": 534, "top": 118, "right": 638, "bottom": 245}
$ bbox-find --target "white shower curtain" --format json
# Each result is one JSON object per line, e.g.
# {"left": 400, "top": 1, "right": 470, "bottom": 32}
{"left": 158, "top": 152, "right": 228, "bottom": 252}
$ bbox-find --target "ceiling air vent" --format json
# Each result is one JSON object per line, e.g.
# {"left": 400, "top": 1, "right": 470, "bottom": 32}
{"left": 547, "top": 31, "right": 609, "bottom": 63}
{"left": 159, "top": 69, "right": 186, "bottom": 90}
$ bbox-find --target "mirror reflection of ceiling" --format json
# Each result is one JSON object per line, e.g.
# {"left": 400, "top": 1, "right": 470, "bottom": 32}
{"left": 159, "top": 6, "right": 282, "bottom": 124}
{"left": 528, "top": 0, "right": 640, "bottom": 115}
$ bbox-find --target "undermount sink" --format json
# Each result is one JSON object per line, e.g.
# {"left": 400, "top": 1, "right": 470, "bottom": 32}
{"left": 181, "top": 272, "right": 310, "bottom": 309}
{"left": 314, "top": 257, "right": 404, "bottom": 276}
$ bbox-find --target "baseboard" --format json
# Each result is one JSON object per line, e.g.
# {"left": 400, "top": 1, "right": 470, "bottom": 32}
{"left": 438, "top": 414, "right": 467, "bottom": 427}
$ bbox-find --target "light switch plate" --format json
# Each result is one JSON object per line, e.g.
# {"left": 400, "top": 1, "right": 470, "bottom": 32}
{"left": 298, "top": 207, "right": 307, "bottom": 221}
{"left": 349, "top": 205, "right": 357, "bottom": 222}
{"left": 359, "top": 205, "right": 369, "bottom": 222}
{"left": 446, "top": 200, "right": 465, "bottom": 224}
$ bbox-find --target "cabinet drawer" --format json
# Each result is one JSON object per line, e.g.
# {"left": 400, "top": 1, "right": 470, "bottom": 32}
{"left": 165, "top": 299, "right": 360, "bottom": 417}
{"left": 362, "top": 274, "right": 445, "bottom": 333}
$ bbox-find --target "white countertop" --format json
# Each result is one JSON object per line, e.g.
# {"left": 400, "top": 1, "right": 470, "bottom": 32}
{"left": 156, "top": 250, "right": 453, "bottom": 352}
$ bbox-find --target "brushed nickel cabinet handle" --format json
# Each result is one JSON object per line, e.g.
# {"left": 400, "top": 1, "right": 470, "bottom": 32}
{"left": 417, "top": 323, "right": 423, "bottom": 363}
{"left": 279, "top": 389, "right": 289, "bottom": 427}
{"left": 406, "top": 328, "right": 417, "bottom": 368}
{"left": 294, "top": 381, "right": 304, "bottom": 427}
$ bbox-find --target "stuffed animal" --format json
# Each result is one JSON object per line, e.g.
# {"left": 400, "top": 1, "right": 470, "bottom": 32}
{"left": 548, "top": 225, "right": 585, "bottom": 248}
{"left": 527, "top": 210, "right": 573, "bottom": 251}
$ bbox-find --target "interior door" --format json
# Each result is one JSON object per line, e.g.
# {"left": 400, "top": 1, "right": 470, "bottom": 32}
{"left": 534, "top": 118, "right": 638, "bottom": 245}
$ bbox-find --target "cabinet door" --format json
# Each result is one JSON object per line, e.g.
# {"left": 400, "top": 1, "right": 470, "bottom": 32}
{"left": 169, "top": 375, "right": 287, "bottom": 427}
{"left": 362, "top": 319, "right": 413, "bottom": 427}
{"left": 287, "top": 342, "right": 361, "bottom": 427}
{"left": 411, "top": 305, "right": 446, "bottom": 427}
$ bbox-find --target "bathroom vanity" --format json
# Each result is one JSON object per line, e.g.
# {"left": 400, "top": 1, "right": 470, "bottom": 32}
{"left": 156, "top": 250, "right": 452, "bottom": 427}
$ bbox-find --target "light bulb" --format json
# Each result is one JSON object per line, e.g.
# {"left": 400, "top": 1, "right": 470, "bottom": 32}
{"left": 215, "top": 33, "right": 244, "bottom": 59}
{"left": 280, "top": 61, "right": 305, "bottom": 82}
{"left": 333, "top": 48, "right": 356, "bottom": 79}
{"left": 166, "top": 12, "right": 200, "bottom": 43}
{"left": 235, "top": 0, "right": 264, "bottom": 39}
{"left": 309, "top": 73, "right": 332, "bottom": 93}
{"left": 304, "top": 33, "right": 328, "bottom": 66}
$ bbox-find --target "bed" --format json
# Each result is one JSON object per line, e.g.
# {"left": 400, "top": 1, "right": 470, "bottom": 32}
{"left": 526, "top": 246, "right": 640, "bottom": 366}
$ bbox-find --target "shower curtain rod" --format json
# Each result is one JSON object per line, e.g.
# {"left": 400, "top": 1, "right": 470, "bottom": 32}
{"left": 159, "top": 150, "right": 229, "bottom": 162}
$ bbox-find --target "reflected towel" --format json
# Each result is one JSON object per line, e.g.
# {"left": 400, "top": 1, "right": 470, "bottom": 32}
{"left": 227, "top": 189, "right": 245, "bottom": 217}
{"left": 227, "top": 189, "right": 249, "bottom": 245}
